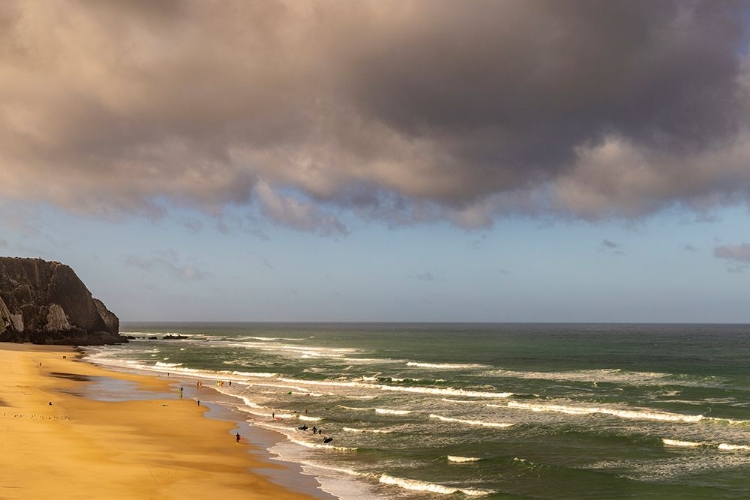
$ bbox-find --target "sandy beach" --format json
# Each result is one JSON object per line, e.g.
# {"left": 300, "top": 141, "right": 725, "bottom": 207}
{"left": 0, "top": 343, "right": 319, "bottom": 500}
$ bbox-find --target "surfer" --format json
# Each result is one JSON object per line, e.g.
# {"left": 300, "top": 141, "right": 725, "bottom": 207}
{"left": 323, "top": 437, "right": 333, "bottom": 444}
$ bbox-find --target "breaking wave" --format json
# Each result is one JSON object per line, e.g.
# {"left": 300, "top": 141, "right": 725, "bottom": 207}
{"left": 430, "top": 414, "right": 513, "bottom": 428}
{"left": 379, "top": 474, "right": 492, "bottom": 496}
{"left": 506, "top": 401, "right": 704, "bottom": 423}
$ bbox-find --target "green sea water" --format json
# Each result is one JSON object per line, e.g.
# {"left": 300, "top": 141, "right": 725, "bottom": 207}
{"left": 87, "top": 323, "right": 750, "bottom": 499}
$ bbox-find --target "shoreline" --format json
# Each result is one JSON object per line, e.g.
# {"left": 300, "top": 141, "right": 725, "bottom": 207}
{"left": 0, "top": 343, "right": 326, "bottom": 500}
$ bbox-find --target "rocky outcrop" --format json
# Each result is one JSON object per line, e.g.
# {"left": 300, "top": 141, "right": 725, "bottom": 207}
{"left": 0, "top": 257, "right": 126, "bottom": 345}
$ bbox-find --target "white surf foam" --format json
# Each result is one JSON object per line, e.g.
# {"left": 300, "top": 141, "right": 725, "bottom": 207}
{"left": 447, "top": 455, "right": 481, "bottom": 463}
{"left": 379, "top": 474, "right": 492, "bottom": 496}
{"left": 378, "top": 385, "right": 513, "bottom": 399}
{"left": 718, "top": 443, "right": 750, "bottom": 451}
{"left": 406, "top": 362, "right": 489, "bottom": 370}
{"left": 287, "top": 437, "right": 358, "bottom": 452}
{"left": 376, "top": 408, "right": 412, "bottom": 415}
{"left": 430, "top": 414, "right": 513, "bottom": 428}
{"left": 662, "top": 438, "right": 704, "bottom": 447}
{"left": 299, "top": 415, "right": 322, "bottom": 422}
{"left": 342, "top": 427, "right": 393, "bottom": 434}
{"left": 506, "top": 401, "right": 704, "bottom": 423}
{"left": 230, "top": 370, "right": 278, "bottom": 378}
{"left": 264, "top": 375, "right": 514, "bottom": 399}
{"left": 154, "top": 361, "right": 182, "bottom": 368}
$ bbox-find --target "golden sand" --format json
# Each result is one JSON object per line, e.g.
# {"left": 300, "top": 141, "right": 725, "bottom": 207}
{"left": 0, "top": 343, "right": 318, "bottom": 499}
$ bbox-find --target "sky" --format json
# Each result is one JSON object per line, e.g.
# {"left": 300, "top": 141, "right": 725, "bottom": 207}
{"left": 2, "top": 0, "right": 750, "bottom": 323}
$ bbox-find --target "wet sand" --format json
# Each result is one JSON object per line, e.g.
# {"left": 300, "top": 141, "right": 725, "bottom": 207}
{"left": 0, "top": 343, "right": 319, "bottom": 500}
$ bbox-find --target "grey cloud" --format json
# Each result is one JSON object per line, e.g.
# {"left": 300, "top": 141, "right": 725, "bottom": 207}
{"left": 255, "top": 182, "right": 348, "bottom": 236}
{"left": 123, "top": 250, "right": 209, "bottom": 281}
{"left": 601, "top": 239, "right": 625, "bottom": 255}
{"left": 714, "top": 243, "right": 750, "bottom": 263}
{"left": 1, "top": 1, "right": 749, "bottom": 230}
{"left": 413, "top": 272, "right": 439, "bottom": 282}
{"left": 182, "top": 218, "right": 203, "bottom": 234}
{"left": 216, "top": 220, "right": 230, "bottom": 235}
{"left": 602, "top": 240, "right": 620, "bottom": 249}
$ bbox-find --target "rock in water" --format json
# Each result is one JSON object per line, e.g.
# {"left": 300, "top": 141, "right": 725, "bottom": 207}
{"left": 0, "top": 257, "right": 126, "bottom": 345}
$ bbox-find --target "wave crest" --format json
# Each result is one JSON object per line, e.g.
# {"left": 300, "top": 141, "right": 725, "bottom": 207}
{"left": 379, "top": 474, "right": 492, "bottom": 496}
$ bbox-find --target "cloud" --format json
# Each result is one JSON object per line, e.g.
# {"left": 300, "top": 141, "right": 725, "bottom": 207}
{"left": 1, "top": 1, "right": 749, "bottom": 229}
{"left": 182, "top": 218, "right": 203, "bottom": 234}
{"left": 255, "top": 182, "right": 348, "bottom": 236}
{"left": 412, "top": 272, "right": 439, "bottom": 282}
{"left": 713, "top": 243, "right": 750, "bottom": 263}
{"left": 601, "top": 239, "right": 624, "bottom": 255}
{"left": 123, "top": 249, "right": 209, "bottom": 281}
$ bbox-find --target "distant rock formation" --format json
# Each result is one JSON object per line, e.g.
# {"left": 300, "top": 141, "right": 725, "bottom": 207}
{"left": 0, "top": 257, "right": 126, "bottom": 345}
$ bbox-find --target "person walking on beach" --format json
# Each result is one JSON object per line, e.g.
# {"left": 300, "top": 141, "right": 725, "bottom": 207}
{"left": 236, "top": 432, "right": 241, "bottom": 444}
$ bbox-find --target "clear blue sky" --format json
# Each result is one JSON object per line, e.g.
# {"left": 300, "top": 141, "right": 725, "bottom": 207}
{"left": 2, "top": 1, "right": 750, "bottom": 323}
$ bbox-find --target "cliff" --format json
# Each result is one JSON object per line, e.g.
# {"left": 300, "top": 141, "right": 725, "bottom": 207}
{"left": 0, "top": 257, "right": 126, "bottom": 345}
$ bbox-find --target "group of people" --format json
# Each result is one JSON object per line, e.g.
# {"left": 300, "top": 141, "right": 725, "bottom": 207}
{"left": 175, "top": 379, "right": 333, "bottom": 445}
{"left": 297, "top": 423, "right": 333, "bottom": 443}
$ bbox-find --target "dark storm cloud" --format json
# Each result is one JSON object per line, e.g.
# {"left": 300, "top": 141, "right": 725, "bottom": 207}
{"left": 1, "top": 0, "right": 750, "bottom": 230}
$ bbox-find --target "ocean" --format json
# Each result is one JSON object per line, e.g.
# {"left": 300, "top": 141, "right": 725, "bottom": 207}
{"left": 85, "top": 323, "right": 750, "bottom": 499}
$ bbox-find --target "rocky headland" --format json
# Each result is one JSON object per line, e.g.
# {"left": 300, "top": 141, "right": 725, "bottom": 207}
{"left": 0, "top": 257, "right": 126, "bottom": 345}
